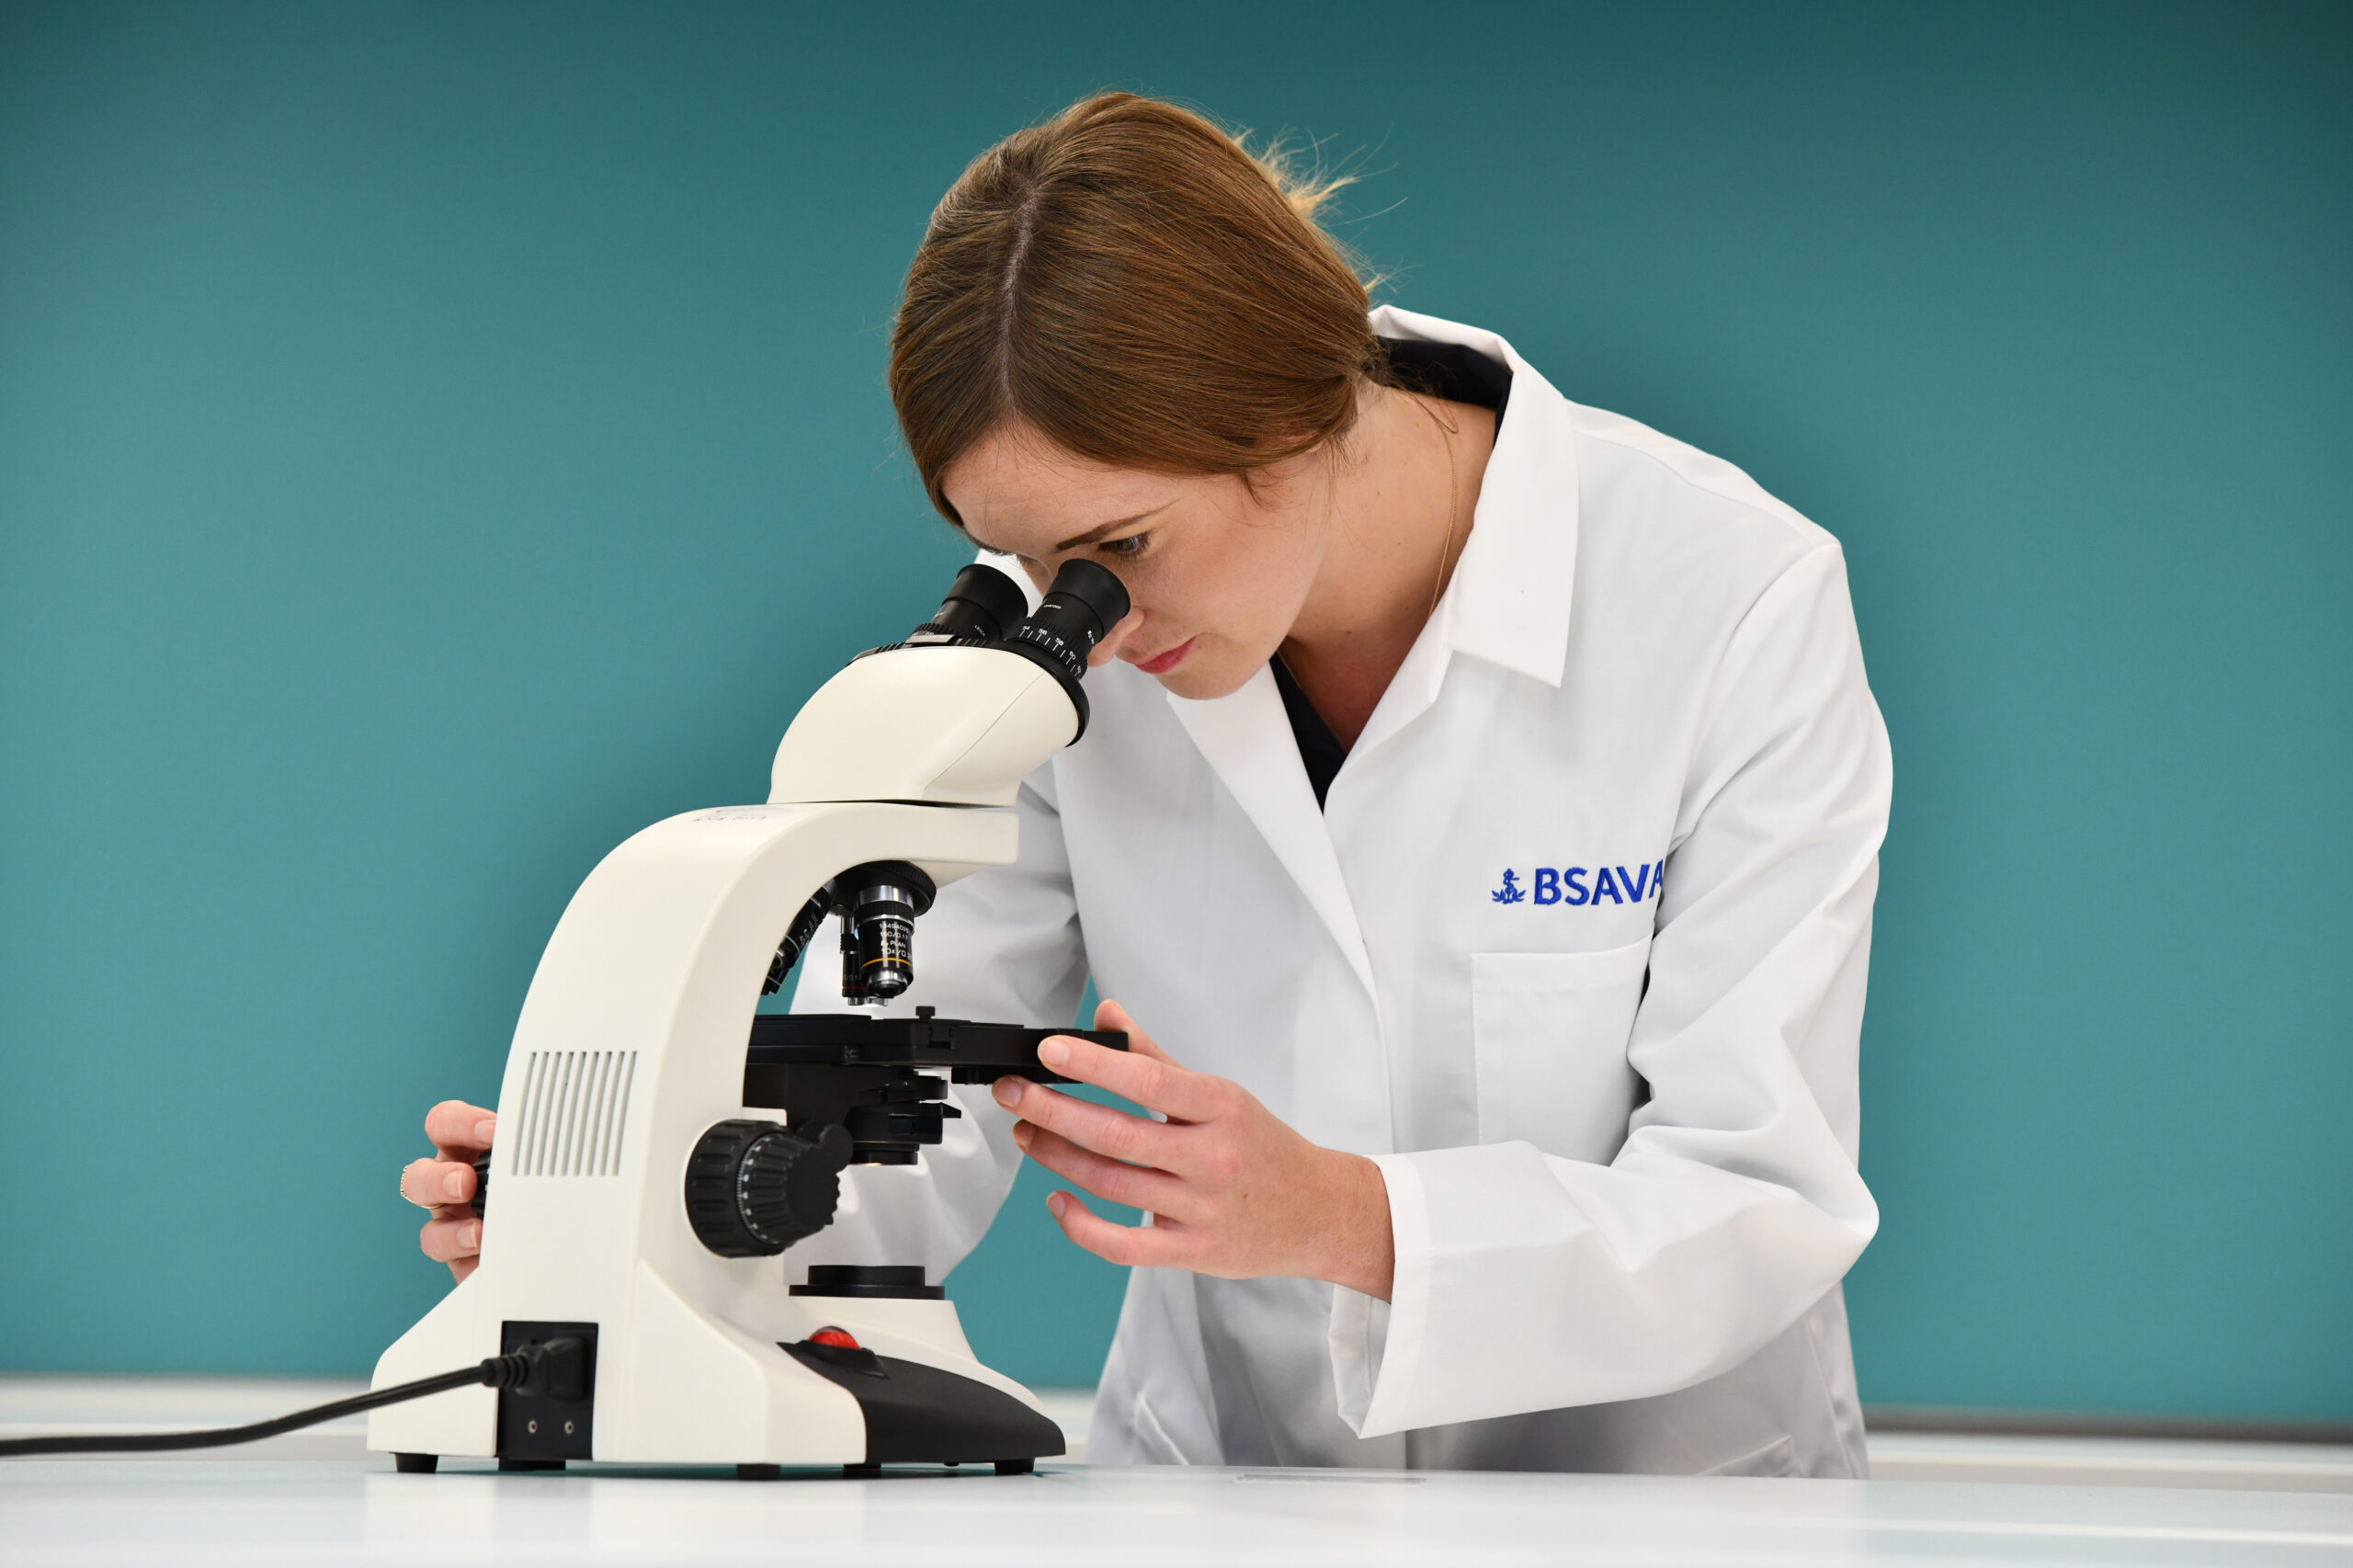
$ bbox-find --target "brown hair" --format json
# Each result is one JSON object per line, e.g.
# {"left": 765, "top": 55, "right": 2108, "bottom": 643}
{"left": 889, "top": 93, "right": 1386, "bottom": 524}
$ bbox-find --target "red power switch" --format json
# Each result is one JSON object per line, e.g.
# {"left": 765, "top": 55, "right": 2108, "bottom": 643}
{"left": 809, "top": 1328, "right": 860, "bottom": 1350}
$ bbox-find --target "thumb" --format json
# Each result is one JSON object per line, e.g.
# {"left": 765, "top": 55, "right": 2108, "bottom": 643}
{"left": 1092, "top": 997, "right": 1179, "bottom": 1065}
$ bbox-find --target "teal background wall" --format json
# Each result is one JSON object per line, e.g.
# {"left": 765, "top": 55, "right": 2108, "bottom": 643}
{"left": 3, "top": 2, "right": 2346, "bottom": 1419}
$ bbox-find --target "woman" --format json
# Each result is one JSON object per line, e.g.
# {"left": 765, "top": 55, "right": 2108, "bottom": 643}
{"left": 403, "top": 92, "right": 1889, "bottom": 1477}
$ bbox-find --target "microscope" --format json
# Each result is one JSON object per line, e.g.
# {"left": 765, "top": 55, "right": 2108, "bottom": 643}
{"left": 366, "top": 560, "right": 1130, "bottom": 1478}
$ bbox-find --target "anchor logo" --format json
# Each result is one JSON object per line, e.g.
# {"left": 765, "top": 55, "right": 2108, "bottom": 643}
{"left": 1490, "top": 869, "right": 1527, "bottom": 904}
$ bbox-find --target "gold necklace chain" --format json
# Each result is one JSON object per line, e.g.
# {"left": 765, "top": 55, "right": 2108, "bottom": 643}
{"left": 1418, "top": 394, "right": 1462, "bottom": 623}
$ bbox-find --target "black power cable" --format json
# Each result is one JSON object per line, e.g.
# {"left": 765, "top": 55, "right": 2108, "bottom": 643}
{"left": 0, "top": 1337, "right": 586, "bottom": 1459}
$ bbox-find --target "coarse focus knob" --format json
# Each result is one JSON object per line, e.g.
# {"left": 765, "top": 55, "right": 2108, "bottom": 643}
{"left": 684, "top": 1119, "right": 854, "bottom": 1258}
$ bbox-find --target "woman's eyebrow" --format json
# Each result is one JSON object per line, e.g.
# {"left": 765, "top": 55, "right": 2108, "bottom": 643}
{"left": 1052, "top": 501, "right": 1175, "bottom": 552}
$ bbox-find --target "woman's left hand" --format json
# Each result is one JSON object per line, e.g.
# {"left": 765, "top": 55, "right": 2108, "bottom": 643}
{"left": 993, "top": 1000, "right": 1395, "bottom": 1301}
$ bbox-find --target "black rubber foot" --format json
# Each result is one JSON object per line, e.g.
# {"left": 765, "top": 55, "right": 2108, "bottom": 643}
{"left": 995, "top": 1458, "right": 1035, "bottom": 1475}
{"left": 843, "top": 1462, "right": 881, "bottom": 1478}
{"left": 392, "top": 1453, "right": 438, "bottom": 1474}
{"left": 737, "top": 1463, "right": 781, "bottom": 1481}
{"left": 498, "top": 1457, "right": 566, "bottom": 1471}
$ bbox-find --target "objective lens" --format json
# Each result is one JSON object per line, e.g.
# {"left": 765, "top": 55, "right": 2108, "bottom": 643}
{"left": 764, "top": 892, "right": 835, "bottom": 996}
{"left": 853, "top": 892, "right": 917, "bottom": 1000}
{"left": 829, "top": 860, "right": 937, "bottom": 1006}
{"left": 838, "top": 913, "right": 862, "bottom": 1002}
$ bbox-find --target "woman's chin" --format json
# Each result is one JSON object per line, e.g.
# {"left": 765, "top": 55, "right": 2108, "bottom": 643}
{"left": 1147, "top": 651, "right": 1257, "bottom": 702}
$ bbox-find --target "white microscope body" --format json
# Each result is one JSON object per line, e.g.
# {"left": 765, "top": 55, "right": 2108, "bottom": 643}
{"left": 366, "top": 562, "right": 1126, "bottom": 1475}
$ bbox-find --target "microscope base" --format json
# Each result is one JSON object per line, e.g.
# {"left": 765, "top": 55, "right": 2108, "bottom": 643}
{"left": 367, "top": 1259, "right": 1063, "bottom": 1473}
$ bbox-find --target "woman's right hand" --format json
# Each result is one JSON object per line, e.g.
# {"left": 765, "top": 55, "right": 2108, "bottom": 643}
{"left": 399, "top": 1100, "right": 497, "bottom": 1282}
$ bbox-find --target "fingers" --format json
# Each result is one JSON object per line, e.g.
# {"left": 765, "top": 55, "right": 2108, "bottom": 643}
{"left": 1038, "top": 1014, "right": 1230, "bottom": 1124}
{"left": 418, "top": 1207, "right": 482, "bottom": 1267}
{"left": 1045, "top": 1190, "right": 1177, "bottom": 1269}
{"left": 401, "top": 1157, "right": 478, "bottom": 1210}
{"left": 1013, "top": 1122, "right": 1184, "bottom": 1215}
{"left": 411, "top": 1103, "right": 490, "bottom": 1282}
{"left": 425, "top": 1100, "right": 497, "bottom": 1159}
{"left": 1088, "top": 998, "right": 1194, "bottom": 1082}
{"left": 995, "top": 1076, "right": 1179, "bottom": 1166}
{"left": 1091, "top": 997, "right": 1162, "bottom": 1056}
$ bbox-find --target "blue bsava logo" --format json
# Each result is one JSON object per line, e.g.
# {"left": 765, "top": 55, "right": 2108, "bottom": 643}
{"left": 1492, "top": 861, "right": 1665, "bottom": 907}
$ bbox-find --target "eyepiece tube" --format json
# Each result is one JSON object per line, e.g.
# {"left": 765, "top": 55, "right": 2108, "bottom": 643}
{"left": 915, "top": 563, "right": 1029, "bottom": 644}
{"left": 1008, "top": 560, "right": 1131, "bottom": 684}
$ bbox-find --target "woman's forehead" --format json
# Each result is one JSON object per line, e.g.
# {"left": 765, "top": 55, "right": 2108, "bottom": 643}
{"left": 948, "top": 427, "right": 1201, "bottom": 555}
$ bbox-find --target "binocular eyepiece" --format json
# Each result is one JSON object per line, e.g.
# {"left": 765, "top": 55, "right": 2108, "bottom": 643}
{"left": 915, "top": 559, "right": 1131, "bottom": 685}
{"left": 895, "top": 557, "right": 1128, "bottom": 743}
{"left": 914, "top": 562, "right": 1029, "bottom": 643}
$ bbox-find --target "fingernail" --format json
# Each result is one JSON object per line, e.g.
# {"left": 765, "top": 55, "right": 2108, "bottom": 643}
{"left": 1038, "top": 1039, "right": 1070, "bottom": 1068}
{"left": 1046, "top": 1192, "right": 1066, "bottom": 1218}
{"left": 461, "top": 1222, "right": 481, "bottom": 1250}
{"left": 444, "top": 1169, "right": 468, "bottom": 1200}
{"left": 993, "top": 1077, "right": 1021, "bottom": 1108}
{"left": 1012, "top": 1122, "right": 1032, "bottom": 1150}
{"left": 473, "top": 1119, "right": 496, "bottom": 1144}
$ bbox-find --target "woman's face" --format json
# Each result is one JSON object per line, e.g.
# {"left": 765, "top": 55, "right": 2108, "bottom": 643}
{"left": 941, "top": 425, "right": 1333, "bottom": 701}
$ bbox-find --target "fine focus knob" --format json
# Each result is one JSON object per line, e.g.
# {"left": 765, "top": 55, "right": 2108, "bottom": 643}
{"left": 684, "top": 1119, "right": 854, "bottom": 1257}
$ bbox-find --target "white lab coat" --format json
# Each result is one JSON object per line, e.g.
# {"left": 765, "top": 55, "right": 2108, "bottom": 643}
{"left": 792, "top": 307, "right": 1890, "bottom": 1478}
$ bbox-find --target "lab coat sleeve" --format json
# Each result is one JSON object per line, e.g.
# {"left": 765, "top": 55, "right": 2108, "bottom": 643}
{"left": 780, "top": 765, "right": 1090, "bottom": 1284}
{"left": 1333, "top": 544, "right": 1888, "bottom": 1437}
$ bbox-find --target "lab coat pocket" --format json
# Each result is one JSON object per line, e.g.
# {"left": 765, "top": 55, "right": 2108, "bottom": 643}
{"left": 1472, "top": 940, "right": 1650, "bottom": 1162}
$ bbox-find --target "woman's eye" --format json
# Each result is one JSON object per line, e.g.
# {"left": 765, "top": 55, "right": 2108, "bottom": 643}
{"left": 1099, "top": 532, "right": 1150, "bottom": 559}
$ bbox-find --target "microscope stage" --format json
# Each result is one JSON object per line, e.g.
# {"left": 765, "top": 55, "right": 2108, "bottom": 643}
{"left": 746, "top": 1013, "right": 1126, "bottom": 1085}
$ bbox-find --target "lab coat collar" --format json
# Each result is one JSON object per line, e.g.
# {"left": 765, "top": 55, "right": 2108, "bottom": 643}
{"left": 1370, "top": 306, "right": 1580, "bottom": 692}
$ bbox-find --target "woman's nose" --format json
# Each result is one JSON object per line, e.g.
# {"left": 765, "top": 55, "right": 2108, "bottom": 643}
{"left": 1090, "top": 607, "right": 1144, "bottom": 666}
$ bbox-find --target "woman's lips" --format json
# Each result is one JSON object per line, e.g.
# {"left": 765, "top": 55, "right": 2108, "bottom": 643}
{"left": 1133, "top": 637, "right": 1196, "bottom": 676}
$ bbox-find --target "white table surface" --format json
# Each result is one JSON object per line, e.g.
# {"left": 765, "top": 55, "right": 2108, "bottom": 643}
{"left": 11, "top": 1454, "right": 2353, "bottom": 1567}
{"left": 6, "top": 1380, "right": 2350, "bottom": 1566}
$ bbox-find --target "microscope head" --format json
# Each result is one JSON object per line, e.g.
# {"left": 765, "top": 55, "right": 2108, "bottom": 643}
{"left": 762, "top": 559, "right": 1128, "bottom": 1006}
{"left": 766, "top": 559, "right": 1129, "bottom": 814}
{"left": 898, "top": 557, "right": 1131, "bottom": 726}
